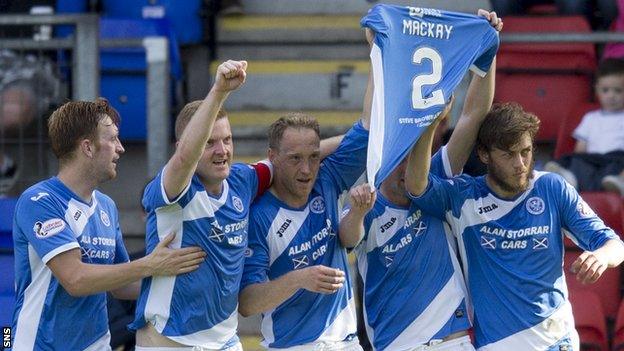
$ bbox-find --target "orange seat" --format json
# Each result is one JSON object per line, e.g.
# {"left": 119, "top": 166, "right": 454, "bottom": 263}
{"left": 569, "top": 289, "right": 609, "bottom": 351}
{"left": 494, "top": 73, "right": 592, "bottom": 141}
{"left": 554, "top": 102, "right": 600, "bottom": 159}
{"left": 498, "top": 16, "right": 596, "bottom": 72}
{"left": 564, "top": 250, "right": 622, "bottom": 319}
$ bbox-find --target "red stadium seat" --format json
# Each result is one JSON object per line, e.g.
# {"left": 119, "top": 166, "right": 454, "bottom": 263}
{"left": 569, "top": 289, "right": 609, "bottom": 351}
{"left": 494, "top": 73, "right": 592, "bottom": 141}
{"left": 613, "top": 299, "right": 624, "bottom": 350}
{"left": 564, "top": 250, "right": 622, "bottom": 320}
{"left": 580, "top": 192, "right": 624, "bottom": 239}
{"left": 498, "top": 16, "right": 596, "bottom": 72}
{"left": 554, "top": 102, "right": 600, "bottom": 159}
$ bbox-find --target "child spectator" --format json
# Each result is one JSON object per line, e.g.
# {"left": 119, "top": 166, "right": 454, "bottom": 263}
{"left": 544, "top": 58, "right": 624, "bottom": 194}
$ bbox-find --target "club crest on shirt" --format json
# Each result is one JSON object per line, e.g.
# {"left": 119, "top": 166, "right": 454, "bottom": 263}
{"left": 310, "top": 196, "right": 325, "bottom": 214}
{"left": 526, "top": 197, "right": 545, "bottom": 215}
{"left": 232, "top": 195, "right": 244, "bottom": 213}
{"left": 33, "top": 218, "right": 66, "bottom": 239}
{"left": 100, "top": 210, "right": 111, "bottom": 227}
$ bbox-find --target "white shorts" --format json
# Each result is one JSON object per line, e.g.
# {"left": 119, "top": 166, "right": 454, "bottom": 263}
{"left": 268, "top": 338, "right": 363, "bottom": 351}
{"left": 135, "top": 341, "right": 243, "bottom": 351}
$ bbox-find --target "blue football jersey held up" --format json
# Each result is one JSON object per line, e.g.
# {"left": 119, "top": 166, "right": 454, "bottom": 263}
{"left": 12, "top": 177, "right": 129, "bottom": 351}
{"left": 410, "top": 171, "right": 621, "bottom": 350}
{"left": 362, "top": 4, "right": 499, "bottom": 187}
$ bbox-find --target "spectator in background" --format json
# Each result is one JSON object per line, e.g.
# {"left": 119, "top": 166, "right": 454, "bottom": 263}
{"left": 544, "top": 58, "right": 624, "bottom": 193}
{"left": 0, "top": 0, "right": 64, "bottom": 195}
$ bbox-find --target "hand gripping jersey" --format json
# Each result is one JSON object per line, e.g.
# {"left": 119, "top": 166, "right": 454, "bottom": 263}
{"left": 410, "top": 171, "right": 621, "bottom": 350}
{"left": 362, "top": 4, "right": 499, "bottom": 188}
{"left": 12, "top": 177, "right": 129, "bottom": 351}
{"left": 241, "top": 122, "right": 368, "bottom": 349}
{"left": 354, "top": 148, "right": 470, "bottom": 350}
{"left": 130, "top": 162, "right": 271, "bottom": 348}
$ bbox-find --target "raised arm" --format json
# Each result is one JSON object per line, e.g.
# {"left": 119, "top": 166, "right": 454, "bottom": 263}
{"left": 238, "top": 265, "right": 345, "bottom": 317}
{"left": 445, "top": 10, "right": 501, "bottom": 175}
{"left": 446, "top": 58, "right": 495, "bottom": 174}
{"left": 405, "top": 104, "right": 452, "bottom": 196}
{"left": 339, "top": 183, "right": 376, "bottom": 248}
{"left": 163, "top": 60, "right": 247, "bottom": 199}
{"left": 47, "top": 233, "right": 205, "bottom": 297}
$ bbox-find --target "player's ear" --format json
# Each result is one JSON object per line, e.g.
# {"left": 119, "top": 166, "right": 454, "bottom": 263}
{"left": 268, "top": 148, "right": 277, "bottom": 163}
{"left": 477, "top": 146, "right": 489, "bottom": 165}
{"left": 80, "top": 138, "right": 95, "bottom": 158}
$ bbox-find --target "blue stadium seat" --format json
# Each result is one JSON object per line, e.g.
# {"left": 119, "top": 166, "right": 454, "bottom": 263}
{"left": 101, "top": 0, "right": 204, "bottom": 45}
{"left": 99, "top": 17, "right": 182, "bottom": 140}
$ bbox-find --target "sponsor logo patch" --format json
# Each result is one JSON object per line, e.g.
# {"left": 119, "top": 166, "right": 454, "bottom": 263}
{"left": 232, "top": 195, "right": 244, "bottom": 213}
{"left": 576, "top": 199, "right": 596, "bottom": 218}
{"left": 33, "top": 218, "right": 66, "bottom": 239}
{"left": 100, "top": 210, "right": 111, "bottom": 227}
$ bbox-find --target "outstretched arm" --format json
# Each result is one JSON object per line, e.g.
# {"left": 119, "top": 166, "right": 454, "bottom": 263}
{"left": 238, "top": 265, "right": 345, "bottom": 317}
{"left": 47, "top": 233, "right": 205, "bottom": 297}
{"left": 445, "top": 10, "right": 501, "bottom": 175}
{"left": 163, "top": 60, "right": 247, "bottom": 200}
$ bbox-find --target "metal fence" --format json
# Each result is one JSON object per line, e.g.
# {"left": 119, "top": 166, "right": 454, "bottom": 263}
{"left": 0, "top": 14, "right": 171, "bottom": 198}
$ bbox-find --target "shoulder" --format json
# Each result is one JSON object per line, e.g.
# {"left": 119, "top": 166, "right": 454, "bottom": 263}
{"left": 16, "top": 179, "right": 61, "bottom": 212}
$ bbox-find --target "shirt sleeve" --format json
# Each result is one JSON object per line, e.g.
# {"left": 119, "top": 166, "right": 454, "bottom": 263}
{"left": 319, "top": 121, "right": 369, "bottom": 193}
{"left": 360, "top": 4, "right": 390, "bottom": 39}
{"left": 470, "top": 26, "right": 499, "bottom": 77}
{"left": 408, "top": 173, "right": 466, "bottom": 221}
{"left": 572, "top": 112, "right": 592, "bottom": 142}
{"left": 14, "top": 194, "right": 79, "bottom": 264}
{"left": 557, "top": 176, "right": 619, "bottom": 251}
{"left": 430, "top": 145, "right": 455, "bottom": 178}
{"left": 241, "top": 214, "right": 271, "bottom": 290}
{"left": 142, "top": 166, "right": 194, "bottom": 212}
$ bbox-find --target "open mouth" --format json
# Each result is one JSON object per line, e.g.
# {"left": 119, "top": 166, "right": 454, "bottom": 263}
{"left": 213, "top": 160, "right": 227, "bottom": 166}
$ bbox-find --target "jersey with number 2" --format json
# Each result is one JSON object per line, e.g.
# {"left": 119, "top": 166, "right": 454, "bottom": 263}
{"left": 361, "top": 4, "right": 499, "bottom": 187}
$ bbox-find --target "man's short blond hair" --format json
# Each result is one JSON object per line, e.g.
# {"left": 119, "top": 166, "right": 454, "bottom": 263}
{"left": 268, "top": 112, "right": 320, "bottom": 150}
{"left": 174, "top": 100, "right": 228, "bottom": 140}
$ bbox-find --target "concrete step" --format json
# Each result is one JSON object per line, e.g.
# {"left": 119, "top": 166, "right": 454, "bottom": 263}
{"left": 218, "top": 43, "right": 369, "bottom": 61}
{"left": 238, "top": 0, "right": 491, "bottom": 15}
{"left": 219, "top": 15, "right": 364, "bottom": 45}
{"left": 214, "top": 60, "right": 369, "bottom": 110}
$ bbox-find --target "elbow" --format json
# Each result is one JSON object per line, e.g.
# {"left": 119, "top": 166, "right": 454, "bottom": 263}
{"left": 238, "top": 301, "right": 255, "bottom": 318}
